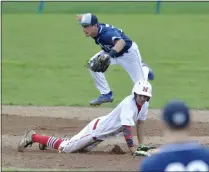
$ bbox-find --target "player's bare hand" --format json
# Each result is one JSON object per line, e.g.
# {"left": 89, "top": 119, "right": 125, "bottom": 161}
{"left": 76, "top": 14, "right": 83, "bottom": 21}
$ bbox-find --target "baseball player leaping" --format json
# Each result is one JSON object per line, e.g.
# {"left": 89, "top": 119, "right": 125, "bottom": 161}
{"left": 18, "top": 80, "right": 155, "bottom": 156}
{"left": 77, "top": 13, "right": 155, "bottom": 106}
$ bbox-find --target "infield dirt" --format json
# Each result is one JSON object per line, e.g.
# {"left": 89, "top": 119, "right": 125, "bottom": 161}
{"left": 2, "top": 105, "right": 209, "bottom": 171}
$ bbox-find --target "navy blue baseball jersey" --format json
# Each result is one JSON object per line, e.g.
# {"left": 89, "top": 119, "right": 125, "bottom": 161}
{"left": 93, "top": 23, "right": 133, "bottom": 57}
{"left": 139, "top": 142, "right": 209, "bottom": 171}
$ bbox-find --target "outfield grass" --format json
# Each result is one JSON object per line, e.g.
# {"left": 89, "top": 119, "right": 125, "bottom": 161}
{"left": 2, "top": 2, "right": 209, "bottom": 14}
{"left": 2, "top": 13, "right": 209, "bottom": 109}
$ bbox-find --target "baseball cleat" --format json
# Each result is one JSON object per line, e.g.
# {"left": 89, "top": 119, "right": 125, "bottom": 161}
{"left": 89, "top": 91, "right": 114, "bottom": 106}
{"left": 141, "top": 61, "right": 155, "bottom": 81}
{"left": 148, "top": 68, "right": 155, "bottom": 81}
{"left": 17, "top": 130, "right": 36, "bottom": 152}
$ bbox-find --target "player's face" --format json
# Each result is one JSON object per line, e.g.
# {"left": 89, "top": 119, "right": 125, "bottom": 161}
{"left": 135, "top": 94, "right": 149, "bottom": 105}
{"left": 82, "top": 25, "right": 91, "bottom": 37}
{"left": 82, "top": 25, "right": 98, "bottom": 37}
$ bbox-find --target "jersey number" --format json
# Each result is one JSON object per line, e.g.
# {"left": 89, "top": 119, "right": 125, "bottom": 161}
{"left": 105, "top": 24, "right": 123, "bottom": 33}
{"left": 165, "top": 160, "right": 209, "bottom": 171}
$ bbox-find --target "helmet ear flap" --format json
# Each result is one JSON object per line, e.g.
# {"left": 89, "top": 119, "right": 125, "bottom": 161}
{"left": 134, "top": 92, "right": 137, "bottom": 99}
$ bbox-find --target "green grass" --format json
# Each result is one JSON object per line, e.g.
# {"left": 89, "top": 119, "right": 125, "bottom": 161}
{"left": 2, "top": 2, "right": 209, "bottom": 14}
{"left": 2, "top": 13, "right": 209, "bottom": 109}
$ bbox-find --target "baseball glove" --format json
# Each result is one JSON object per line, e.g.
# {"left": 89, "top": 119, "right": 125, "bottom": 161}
{"left": 133, "top": 150, "right": 151, "bottom": 157}
{"left": 86, "top": 54, "right": 111, "bottom": 73}
{"left": 137, "top": 144, "right": 156, "bottom": 151}
{"left": 134, "top": 144, "right": 158, "bottom": 157}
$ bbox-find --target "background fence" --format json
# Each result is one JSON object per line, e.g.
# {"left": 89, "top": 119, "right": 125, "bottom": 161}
{"left": 2, "top": 1, "right": 209, "bottom": 14}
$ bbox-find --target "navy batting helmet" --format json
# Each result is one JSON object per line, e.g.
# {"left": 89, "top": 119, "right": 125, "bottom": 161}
{"left": 162, "top": 100, "right": 190, "bottom": 129}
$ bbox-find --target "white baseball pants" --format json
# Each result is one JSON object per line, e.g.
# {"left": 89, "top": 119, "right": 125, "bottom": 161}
{"left": 59, "top": 118, "right": 102, "bottom": 153}
{"left": 89, "top": 42, "right": 149, "bottom": 94}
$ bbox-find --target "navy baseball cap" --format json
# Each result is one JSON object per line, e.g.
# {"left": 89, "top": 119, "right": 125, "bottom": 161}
{"left": 80, "top": 13, "right": 98, "bottom": 27}
{"left": 162, "top": 100, "right": 190, "bottom": 129}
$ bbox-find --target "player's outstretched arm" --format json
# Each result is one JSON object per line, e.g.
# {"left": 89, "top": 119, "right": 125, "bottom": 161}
{"left": 136, "top": 120, "right": 144, "bottom": 145}
{"left": 112, "top": 39, "right": 126, "bottom": 53}
{"left": 105, "top": 32, "right": 126, "bottom": 58}
{"left": 122, "top": 125, "right": 136, "bottom": 154}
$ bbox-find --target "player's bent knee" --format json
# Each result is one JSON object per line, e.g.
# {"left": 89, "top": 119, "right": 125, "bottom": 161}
{"left": 58, "top": 134, "right": 96, "bottom": 153}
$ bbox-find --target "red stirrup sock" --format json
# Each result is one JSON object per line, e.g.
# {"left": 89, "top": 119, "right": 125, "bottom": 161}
{"left": 32, "top": 134, "right": 63, "bottom": 150}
